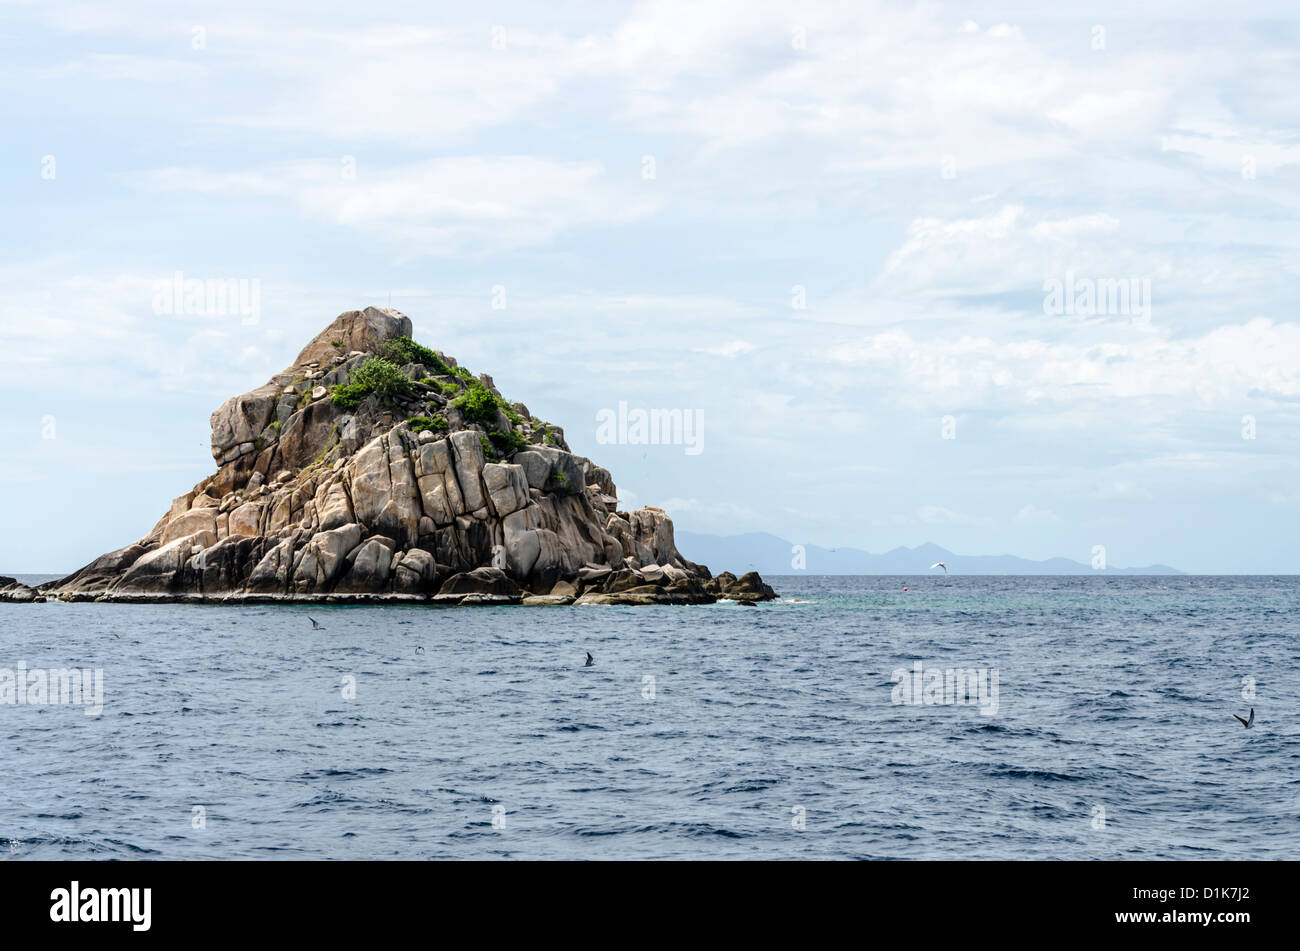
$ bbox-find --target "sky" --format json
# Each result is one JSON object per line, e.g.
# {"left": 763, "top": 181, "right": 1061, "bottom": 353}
{"left": 1, "top": 0, "right": 1298, "bottom": 574}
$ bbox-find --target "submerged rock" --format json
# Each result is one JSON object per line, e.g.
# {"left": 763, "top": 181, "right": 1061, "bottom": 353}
{"left": 37, "top": 306, "right": 777, "bottom": 607}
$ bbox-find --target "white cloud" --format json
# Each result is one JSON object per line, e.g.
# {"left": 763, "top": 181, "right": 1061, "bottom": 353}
{"left": 1015, "top": 504, "right": 1061, "bottom": 524}
{"left": 825, "top": 318, "right": 1300, "bottom": 408}
{"left": 698, "top": 340, "right": 755, "bottom": 357}
{"left": 1162, "top": 120, "right": 1300, "bottom": 175}
{"left": 134, "top": 157, "right": 661, "bottom": 256}
{"left": 876, "top": 205, "right": 1159, "bottom": 305}
{"left": 917, "top": 505, "right": 993, "bottom": 527}
{"left": 36, "top": 53, "right": 207, "bottom": 82}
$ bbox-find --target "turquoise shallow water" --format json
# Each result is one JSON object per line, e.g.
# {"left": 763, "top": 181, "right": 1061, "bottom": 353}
{"left": 0, "top": 575, "right": 1295, "bottom": 859}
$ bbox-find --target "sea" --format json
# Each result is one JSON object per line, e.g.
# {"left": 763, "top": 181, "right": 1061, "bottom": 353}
{"left": 0, "top": 574, "right": 1295, "bottom": 860}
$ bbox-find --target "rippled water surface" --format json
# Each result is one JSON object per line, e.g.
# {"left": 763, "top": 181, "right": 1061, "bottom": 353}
{"left": 1, "top": 575, "right": 1295, "bottom": 859}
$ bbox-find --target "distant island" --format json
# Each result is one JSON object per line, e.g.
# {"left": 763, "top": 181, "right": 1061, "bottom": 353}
{"left": 675, "top": 532, "right": 1182, "bottom": 576}
{"left": 8, "top": 308, "right": 775, "bottom": 606}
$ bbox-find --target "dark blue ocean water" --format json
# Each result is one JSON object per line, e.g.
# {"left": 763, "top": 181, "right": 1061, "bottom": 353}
{"left": 0, "top": 575, "right": 1295, "bottom": 860}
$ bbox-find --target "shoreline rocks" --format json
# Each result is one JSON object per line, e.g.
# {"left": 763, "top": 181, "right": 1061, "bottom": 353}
{"left": 34, "top": 307, "right": 778, "bottom": 608}
{"left": 0, "top": 577, "right": 44, "bottom": 603}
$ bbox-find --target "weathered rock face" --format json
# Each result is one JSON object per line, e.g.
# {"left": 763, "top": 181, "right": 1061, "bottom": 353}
{"left": 39, "top": 307, "right": 777, "bottom": 606}
{"left": 0, "top": 577, "right": 44, "bottom": 603}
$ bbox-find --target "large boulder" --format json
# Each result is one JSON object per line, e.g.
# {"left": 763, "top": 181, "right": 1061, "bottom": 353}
{"left": 291, "top": 524, "right": 363, "bottom": 593}
{"left": 349, "top": 432, "right": 420, "bottom": 547}
{"left": 276, "top": 398, "right": 341, "bottom": 470}
{"left": 448, "top": 431, "right": 488, "bottom": 512}
{"left": 721, "top": 570, "right": 779, "bottom": 602}
{"left": 514, "top": 447, "right": 585, "bottom": 495}
{"left": 292, "top": 306, "right": 412, "bottom": 369}
{"left": 413, "top": 438, "right": 464, "bottom": 524}
{"left": 210, "top": 384, "right": 281, "bottom": 464}
{"left": 482, "top": 463, "right": 529, "bottom": 517}
{"left": 437, "top": 566, "right": 520, "bottom": 596}
{"left": 117, "top": 534, "right": 213, "bottom": 593}
{"left": 338, "top": 537, "right": 394, "bottom": 591}
{"left": 161, "top": 508, "right": 218, "bottom": 546}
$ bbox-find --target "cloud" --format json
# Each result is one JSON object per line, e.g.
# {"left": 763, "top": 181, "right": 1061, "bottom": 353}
{"left": 875, "top": 205, "right": 1159, "bottom": 308}
{"left": 698, "top": 340, "right": 756, "bottom": 357}
{"left": 1015, "top": 504, "right": 1061, "bottom": 524}
{"left": 134, "top": 157, "right": 661, "bottom": 256}
{"left": 0, "top": 266, "right": 331, "bottom": 398}
{"left": 825, "top": 318, "right": 1300, "bottom": 408}
{"left": 232, "top": 24, "right": 589, "bottom": 147}
{"left": 916, "top": 505, "right": 993, "bottom": 527}
{"left": 36, "top": 53, "right": 207, "bottom": 82}
{"left": 1162, "top": 120, "right": 1300, "bottom": 176}
{"left": 18, "top": 0, "right": 1229, "bottom": 170}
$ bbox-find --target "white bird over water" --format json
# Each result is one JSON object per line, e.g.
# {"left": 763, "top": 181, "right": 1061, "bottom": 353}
{"left": 930, "top": 562, "right": 947, "bottom": 576}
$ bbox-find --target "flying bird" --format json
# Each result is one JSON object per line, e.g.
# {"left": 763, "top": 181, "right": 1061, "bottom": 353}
{"left": 930, "top": 562, "right": 947, "bottom": 576}
{"left": 309, "top": 617, "right": 325, "bottom": 630}
{"left": 415, "top": 646, "right": 425, "bottom": 655}
{"left": 584, "top": 652, "right": 594, "bottom": 667}
{"left": 1233, "top": 708, "right": 1254, "bottom": 729}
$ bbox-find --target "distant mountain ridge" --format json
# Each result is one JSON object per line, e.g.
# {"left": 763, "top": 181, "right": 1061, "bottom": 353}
{"left": 675, "top": 532, "right": 1182, "bottom": 576}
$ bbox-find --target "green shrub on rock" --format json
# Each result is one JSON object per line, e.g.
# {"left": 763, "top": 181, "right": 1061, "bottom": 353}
{"left": 382, "top": 336, "right": 449, "bottom": 374}
{"left": 424, "top": 379, "right": 461, "bottom": 396}
{"left": 488, "top": 428, "right": 528, "bottom": 454}
{"left": 332, "top": 357, "right": 413, "bottom": 409}
{"left": 452, "top": 382, "right": 500, "bottom": 424}
{"left": 408, "top": 414, "right": 448, "bottom": 435}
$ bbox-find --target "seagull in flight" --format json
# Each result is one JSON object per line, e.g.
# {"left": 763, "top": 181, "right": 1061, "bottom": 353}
{"left": 309, "top": 617, "right": 325, "bottom": 630}
{"left": 584, "top": 652, "right": 595, "bottom": 667}
{"left": 930, "top": 562, "right": 947, "bottom": 576}
{"left": 1233, "top": 708, "right": 1254, "bottom": 729}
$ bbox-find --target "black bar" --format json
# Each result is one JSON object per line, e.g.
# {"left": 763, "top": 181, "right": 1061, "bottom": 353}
{"left": 0, "top": 860, "right": 1281, "bottom": 938}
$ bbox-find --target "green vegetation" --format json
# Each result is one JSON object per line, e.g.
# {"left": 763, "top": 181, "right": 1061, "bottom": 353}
{"left": 488, "top": 428, "right": 529, "bottom": 455}
{"left": 330, "top": 339, "right": 344, "bottom": 348}
{"left": 331, "top": 357, "right": 414, "bottom": 409}
{"left": 549, "top": 467, "right": 568, "bottom": 486}
{"left": 421, "top": 378, "right": 462, "bottom": 397}
{"left": 454, "top": 366, "right": 475, "bottom": 383}
{"left": 451, "top": 382, "right": 500, "bottom": 424}
{"left": 408, "top": 414, "right": 448, "bottom": 435}
{"left": 479, "top": 434, "right": 496, "bottom": 460}
{"left": 382, "top": 336, "right": 450, "bottom": 374}
{"left": 450, "top": 376, "right": 531, "bottom": 436}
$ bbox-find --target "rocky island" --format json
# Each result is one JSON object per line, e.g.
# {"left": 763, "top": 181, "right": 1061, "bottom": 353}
{"left": 19, "top": 308, "right": 776, "bottom": 607}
